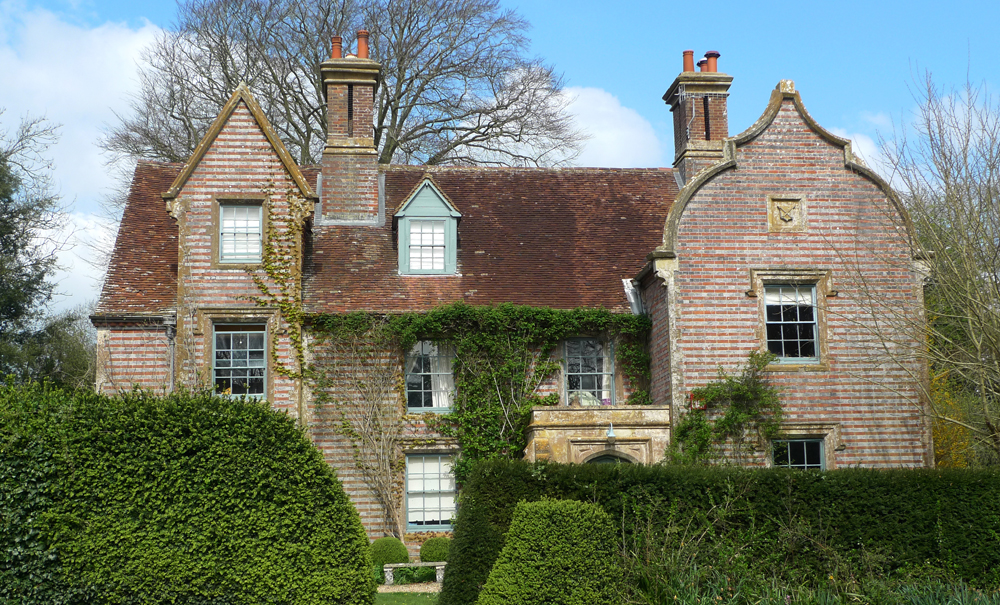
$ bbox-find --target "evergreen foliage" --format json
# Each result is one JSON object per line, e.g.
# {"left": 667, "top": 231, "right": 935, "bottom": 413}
{"left": 418, "top": 537, "right": 450, "bottom": 563}
{"left": 313, "top": 303, "right": 651, "bottom": 481}
{"left": 438, "top": 460, "right": 1000, "bottom": 605}
{"left": 668, "top": 351, "right": 783, "bottom": 464}
{"left": 475, "top": 499, "right": 622, "bottom": 605}
{"left": 371, "top": 537, "right": 410, "bottom": 568}
{"left": 0, "top": 383, "right": 375, "bottom": 605}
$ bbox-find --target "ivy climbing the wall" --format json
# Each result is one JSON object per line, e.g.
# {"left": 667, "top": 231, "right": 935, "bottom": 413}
{"left": 668, "top": 351, "right": 783, "bottom": 465}
{"left": 312, "top": 303, "right": 651, "bottom": 482}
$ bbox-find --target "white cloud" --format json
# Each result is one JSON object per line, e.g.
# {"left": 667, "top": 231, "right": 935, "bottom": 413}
{"left": 1, "top": 1, "right": 159, "bottom": 312}
{"left": 46, "top": 211, "right": 117, "bottom": 312}
{"left": 564, "top": 87, "right": 664, "bottom": 168}
{"left": 0, "top": 1, "right": 160, "bottom": 211}
{"left": 829, "top": 127, "right": 895, "bottom": 180}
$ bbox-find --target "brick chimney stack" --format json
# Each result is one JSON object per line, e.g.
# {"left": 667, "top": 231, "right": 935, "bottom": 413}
{"left": 663, "top": 50, "right": 733, "bottom": 185}
{"left": 318, "top": 30, "right": 381, "bottom": 225}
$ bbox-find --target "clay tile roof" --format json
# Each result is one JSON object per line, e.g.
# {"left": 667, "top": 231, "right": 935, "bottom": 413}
{"left": 95, "top": 161, "right": 182, "bottom": 316}
{"left": 303, "top": 165, "right": 678, "bottom": 314}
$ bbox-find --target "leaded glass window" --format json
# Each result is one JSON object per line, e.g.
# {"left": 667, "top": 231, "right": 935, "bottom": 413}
{"left": 566, "top": 338, "right": 614, "bottom": 406}
{"left": 214, "top": 325, "right": 266, "bottom": 398}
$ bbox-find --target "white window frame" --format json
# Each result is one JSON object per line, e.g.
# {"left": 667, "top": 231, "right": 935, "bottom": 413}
{"left": 565, "top": 338, "right": 614, "bottom": 406}
{"left": 764, "top": 284, "right": 819, "bottom": 363}
{"left": 405, "top": 341, "right": 454, "bottom": 412}
{"left": 405, "top": 454, "right": 456, "bottom": 530}
{"left": 213, "top": 324, "right": 266, "bottom": 399}
{"left": 772, "top": 439, "right": 825, "bottom": 470}
{"left": 219, "top": 204, "right": 263, "bottom": 263}
{"left": 408, "top": 220, "right": 447, "bottom": 272}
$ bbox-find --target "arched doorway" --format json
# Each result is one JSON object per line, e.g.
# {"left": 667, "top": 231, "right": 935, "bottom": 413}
{"left": 585, "top": 452, "right": 635, "bottom": 464}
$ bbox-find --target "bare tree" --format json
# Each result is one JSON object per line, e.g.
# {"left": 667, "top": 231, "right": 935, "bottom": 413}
{"left": 880, "top": 74, "right": 1000, "bottom": 463}
{"left": 101, "top": 0, "right": 583, "bottom": 174}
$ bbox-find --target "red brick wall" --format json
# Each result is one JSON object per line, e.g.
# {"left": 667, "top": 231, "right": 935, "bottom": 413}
{"left": 95, "top": 324, "right": 171, "bottom": 394}
{"left": 671, "top": 98, "right": 929, "bottom": 468}
{"left": 170, "top": 100, "right": 303, "bottom": 415}
{"left": 321, "top": 79, "right": 378, "bottom": 222}
{"left": 642, "top": 279, "right": 672, "bottom": 408}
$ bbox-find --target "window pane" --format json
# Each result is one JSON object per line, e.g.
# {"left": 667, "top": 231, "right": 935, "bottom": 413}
{"left": 566, "top": 338, "right": 614, "bottom": 405}
{"left": 220, "top": 205, "right": 262, "bottom": 262}
{"left": 764, "top": 285, "right": 818, "bottom": 361}
{"left": 405, "top": 341, "right": 453, "bottom": 409}
{"left": 407, "top": 455, "right": 455, "bottom": 528}
{"left": 214, "top": 327, "right": 266, "bottom": 398}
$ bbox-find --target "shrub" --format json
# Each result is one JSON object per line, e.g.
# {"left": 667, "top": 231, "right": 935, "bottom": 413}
{"left": 439, "top": 460, "right": 1000, "bottom": 605}
{"left": 371, "top": 536, "right": 409, "bottom": 569}
{"left": 0, "top": 383, "right": 375, "bottom": 605}
{"left": 476, "top": 499, "right": 622, "bottom": 605}
{"left": 419, "top": 537, "right": 451, "bottom": 563}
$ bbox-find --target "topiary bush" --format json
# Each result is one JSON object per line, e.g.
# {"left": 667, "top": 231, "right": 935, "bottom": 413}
{"left": 370, "top": 536, "right": 409, "bottom": 569}
{"left": 0, "top": 383, "right": 376, "bottom": 605}
{"left": 419, "top": 537, "right": 451, "bottom": 563}
{"left": 475, "top": 499, "right": 622, "bottom": 605}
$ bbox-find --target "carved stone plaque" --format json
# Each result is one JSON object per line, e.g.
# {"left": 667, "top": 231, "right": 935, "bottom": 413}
{"left": 768, "top": 195, "right": 807, "bottom": 233}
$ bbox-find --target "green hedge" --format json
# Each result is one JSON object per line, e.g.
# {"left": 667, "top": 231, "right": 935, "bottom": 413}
{"left": 438, "top": 460, "right": 1000, "bottom": 605}
{"left": 476, "top": 499, "right": 622, "bottom": 605}
{"left": 0, "top": 383, "right": 375, "bottom": 605}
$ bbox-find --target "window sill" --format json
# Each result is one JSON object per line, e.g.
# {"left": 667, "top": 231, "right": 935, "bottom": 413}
{"left": 406, "top": 408, "right": 452, "bottom": 415}
{"left": 766, "top": 362, "right": 829, "bottom": 372}
{"left": 407, "top": 524, "right": 452, "bottom": 532}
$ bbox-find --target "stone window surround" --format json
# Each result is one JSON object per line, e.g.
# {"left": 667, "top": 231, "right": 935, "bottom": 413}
{"left": 746, "top": 268, "right": 837, "bottom": 372}
{"left": 769, "top": 422, "right": 843, "bottom": 471}
{"left": 188, "top": 308, "right": 279, "bottom": 402}
{"left": 211, "top": 197, "right": 267, "bottom": 269}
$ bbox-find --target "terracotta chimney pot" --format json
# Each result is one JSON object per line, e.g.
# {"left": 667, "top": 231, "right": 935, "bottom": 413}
{"left": 331, "top": 36, "right": 342, "bottom": 59}
{"left": 682, "top": 50, "right": 694, "bottom": 72}
{"left": 357, "top": 29, "right": 369, "bottom": 59}
{"left": 697, "top": 58, "right": 708, "bottom": 72}
{"left": 705, "top": 50, "right": 720, "bottom": 73}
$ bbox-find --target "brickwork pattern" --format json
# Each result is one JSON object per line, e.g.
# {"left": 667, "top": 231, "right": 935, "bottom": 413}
{"left": 95, "top": 325, "right": 172, "bottom": 395}
{"left": 321, "top": 79, "right": 378, "bottom": 222}
{"left": 169, "top": 100, "right": 303, "bottom": 414}
{"left": 642, "top": 280, "right": 672, "bottom": 408}
{"left": 672, "top": 99, "right": 929, "bottom": 467}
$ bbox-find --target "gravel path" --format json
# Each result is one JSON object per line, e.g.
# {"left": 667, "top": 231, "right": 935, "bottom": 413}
{"left": 378, "top": 582, "right": 441, "bottom": 593}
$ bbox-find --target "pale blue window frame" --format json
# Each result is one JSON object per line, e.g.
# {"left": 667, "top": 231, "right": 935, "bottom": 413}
{"left": 565, "top": 338, "right": 614, "bottom": 406}
{"left": 219, "top": 204, "right": 263, "bottom": 263}
{"left": 405, "top": 454, "right": 456, "bottom": 531}
{"left": 764, "top": 284, "right": 819, "bottom": 363}
{"left": 398, "top": 217, "right": 457, "bottom": 274}
{"left": 213, "top": 324, "right": 266, "bottom": 399}
{"left": 405, "top": 341, "right": 454, "bottom": 412}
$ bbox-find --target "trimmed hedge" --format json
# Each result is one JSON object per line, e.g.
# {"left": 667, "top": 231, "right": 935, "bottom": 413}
{"left": 419, "top": 537, "right": 450, "bottom": 563}
{"left": 0, "top": 383, "right": 375, "bottom": 605}
{"left": 371, "top": 536, "right": 409, "bottom": 568}
{"left": 476, "top": 499, "right": 622, "bottom": 605}
{"left": 439, "top": 460, "right": 1000, "bottom": 605}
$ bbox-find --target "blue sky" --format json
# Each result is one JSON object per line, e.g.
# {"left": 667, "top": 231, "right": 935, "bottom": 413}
{"left": 1, "top": 0, "right": 997, "bottom": 310}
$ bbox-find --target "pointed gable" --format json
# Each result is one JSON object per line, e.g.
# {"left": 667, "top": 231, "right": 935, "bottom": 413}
{"left": 161, "top": 82, "right": 316, "bottom": 202}
{"left": 394, "top": 178, "right": 462, "bottom": 218}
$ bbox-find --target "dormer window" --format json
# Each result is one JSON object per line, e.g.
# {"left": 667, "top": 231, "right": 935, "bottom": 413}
{"left": 395, "top": 179, "right": 460, "bottom": 275}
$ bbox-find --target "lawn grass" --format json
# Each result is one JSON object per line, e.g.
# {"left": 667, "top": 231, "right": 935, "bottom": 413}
{"left": 375, "top": 592, "right": 438, "bottom": 605}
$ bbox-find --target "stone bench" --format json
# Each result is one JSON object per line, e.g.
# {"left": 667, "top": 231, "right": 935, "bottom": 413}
{"left": 383, "top": 561, "right": 446, "bottom": 585}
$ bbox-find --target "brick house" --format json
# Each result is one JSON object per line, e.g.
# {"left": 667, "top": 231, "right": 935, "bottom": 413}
{"left": 92, "top": 39, "right": 932, "bottom": 542}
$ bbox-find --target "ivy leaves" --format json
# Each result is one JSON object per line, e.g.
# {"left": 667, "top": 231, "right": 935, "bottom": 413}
{"left": 668, "top": 351, "right": 783, "bottom": 465}
{"left": 313, "top": 303, "right": 652, "bottom": 482}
